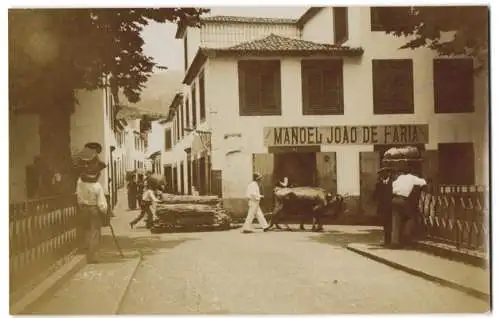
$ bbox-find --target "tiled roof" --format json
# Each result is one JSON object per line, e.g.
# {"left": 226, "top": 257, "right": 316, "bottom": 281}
{"left": 225, "top": 34, "right": 363, "bottom": 53}
{"left": 201, "top": 15, "right": 297, "bottom": 24}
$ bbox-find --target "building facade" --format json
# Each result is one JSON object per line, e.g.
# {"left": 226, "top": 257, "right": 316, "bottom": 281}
{"left": 70, "top": 83, "right": 129, "bottom": 208}
{"left": 164, "top": 7, "right": 489, "bottom": 220}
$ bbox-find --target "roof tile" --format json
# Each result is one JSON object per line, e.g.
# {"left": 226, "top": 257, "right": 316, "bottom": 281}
{"left": 226, "top": 33, "right": 362, "bottom": 53}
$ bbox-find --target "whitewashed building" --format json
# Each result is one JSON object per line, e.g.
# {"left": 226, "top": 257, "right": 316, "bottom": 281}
{"left": 164, "top": 7, "right": 489, "bottom": 221}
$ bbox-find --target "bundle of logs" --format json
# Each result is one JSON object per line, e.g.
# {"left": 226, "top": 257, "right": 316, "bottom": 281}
{"left": 382, "top": 146, "right": 423, "bottom": 172}
{"left": 151, "top": 193, "right": 232, "bottom": 233}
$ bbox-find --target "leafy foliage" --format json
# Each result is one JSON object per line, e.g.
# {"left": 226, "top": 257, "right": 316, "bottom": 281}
{"left": 375, "top": 6, "right": 489, "bottom": 69}
{"left": 9, "top": 8, "right": 209, "bottom": 111}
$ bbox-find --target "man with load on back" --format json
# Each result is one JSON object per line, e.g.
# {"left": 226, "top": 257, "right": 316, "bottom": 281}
{"left": 391, "top": 165, "right": 427, "bottom": 247}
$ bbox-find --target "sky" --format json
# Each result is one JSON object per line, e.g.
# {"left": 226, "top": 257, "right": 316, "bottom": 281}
{"left": 141, "top": 7, "right": 308, "bottom": 71}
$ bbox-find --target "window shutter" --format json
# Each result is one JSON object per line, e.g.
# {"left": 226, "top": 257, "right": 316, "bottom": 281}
{"left": 373, "top": 59, "right": 413, "bottom": 114}
{"left": 334, "top": 7, "right": 348, "bottom": 44}
{"left": 165, "top": 129, "right": 172, "bottom": 150}
{"left": 192, "top": 84, "right": 197, "bottom": 128}
{"left": 434, "top": 59, "right": 474, "bottom": 113}
{"left": 185, "top": 98, "right": 190, "bottom": 130}
{"left": 272, "top": 61, "right": 282, "bottom": 114}
{"left": 238, "top": 61, "right": 248, "bottom": 115}
{"left": 199, "top": 70, "right": 206, "bottom": 121}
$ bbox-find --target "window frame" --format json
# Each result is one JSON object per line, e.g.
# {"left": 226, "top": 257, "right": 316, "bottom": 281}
{"left": 199, "top": 70, "right": 206, "bottom": 122}
{"left": 433, "top": 58, "right": 475, "bottom": 114}
{"left": 372, "top": 59, "right": 414, "bottom": 115}
{"left": 238, "top": 60, "right": 282, "bottom": 116}
{"left": 334, "top": 7, "right": 349, "bottom": 44}
{"left": 301, "top": 59, "right": 344, "bottom": 115}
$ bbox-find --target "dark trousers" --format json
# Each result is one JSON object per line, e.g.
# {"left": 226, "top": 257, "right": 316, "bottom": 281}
{"left": 131, "top": 203, "right": 153, "bottom": 227}
{"left": 382, "top": 211, "right": 392, "bottom": 244}
{"left": 391, "top": 196, "right": 416, "bottom": 245}
{"left": 128, "top": 191, "right": 137, "bottom": 209}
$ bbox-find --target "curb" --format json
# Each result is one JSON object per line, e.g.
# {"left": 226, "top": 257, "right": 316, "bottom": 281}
{"left": 413, "top": 240, "right": 488, "bottom": 269}
{"left": 346, "top": 244, "right": 490, "bottom": 302}
{"left": 11, "top": 254, "right": 87, "bottom": 315}
{"left": 113, "top": 251, "right": 143, "bottom": 314}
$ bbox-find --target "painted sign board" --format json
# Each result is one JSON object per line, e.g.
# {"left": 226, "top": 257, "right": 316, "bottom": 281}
{"left": 264, "top": 125, "right": 429, "bottom": 146}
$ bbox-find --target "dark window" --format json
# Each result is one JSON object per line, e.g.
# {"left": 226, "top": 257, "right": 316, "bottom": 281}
{"left": 192, "top": 84, "right": 198, "bottom": 128}
{"left": 302, "top": 59, "right": 344, "bottom": 115}
{"left": 165, "top": 129, "right": 172, "bottom": 150}
{"left": 372, "top": 59, "right": 414, "bottom": 114}
{"left": 173, "top": 165, "right": 178, "bottom": 194}
{"left": 334, "top": 7, "right": 348, "bottom": 44}
{"left": 187, "top": 157, "right": 192, "bottom": 195}
{"left": 238, "top": 60, "right": 281, "bottom": 116}
{"left": 178, "top": 111, "right": 181, "bottom": 138}
{"left": 184, "top": 35, "right": 188, "bottom": 71}
{"left": 180, "top": 162, "right": 185, "bottom": 194}
{"left": 180, "top": 104, "right": 185, "bottom": 137}
{"left": 370, "top": 7, "right": 413, "bottom": 32}
{"left": 185, "top": 98, "right": 190, "bottom": 130}
{"left": 434, "top": 58, "right": 474, "bottom": 113}
{"left": 199, "top": 70, "right": 206, "bottom": 122}
{"left": 438, "top": 143, "right": 475, "bottom": 185}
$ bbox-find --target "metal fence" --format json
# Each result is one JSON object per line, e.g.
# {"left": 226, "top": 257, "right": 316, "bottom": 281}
{"left": 9, "top": 195, "right": 82, "bottom": 299}
{"left": 417, "top": 185, "right": 488, "bottom": 252}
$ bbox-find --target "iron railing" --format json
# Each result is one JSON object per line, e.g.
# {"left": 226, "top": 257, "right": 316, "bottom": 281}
{"left": 9, "top": 195, "right": 82, "bottom": 299}
{"left": 417, "top": 185, "right": 489, "bottom": 253}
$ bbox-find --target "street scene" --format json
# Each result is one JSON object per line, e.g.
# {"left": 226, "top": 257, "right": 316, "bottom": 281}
{"left": 9, "top": 5, "right": 490, "bottom": 315}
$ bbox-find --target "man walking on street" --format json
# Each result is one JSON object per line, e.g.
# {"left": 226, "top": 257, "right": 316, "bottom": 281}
{"left": 242, "top": 173, "right": 269, "bottom": 234}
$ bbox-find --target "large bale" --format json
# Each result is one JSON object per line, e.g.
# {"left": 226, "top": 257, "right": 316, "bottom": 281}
{"left": 274, "top": 187, "right": 331, "bottom": 201}
{"left": 160, "top": 193, "right": 221, "bottom": 205}
{"left": 383, "top": 146, "right": 421, "bottom": 160}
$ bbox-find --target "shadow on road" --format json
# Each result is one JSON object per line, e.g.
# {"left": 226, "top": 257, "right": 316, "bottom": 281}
{"left": 308, "top": 229, "right": 383, "bottom": 247}
{"left": 98, "top": 235, "right": 199, "bottom": 263}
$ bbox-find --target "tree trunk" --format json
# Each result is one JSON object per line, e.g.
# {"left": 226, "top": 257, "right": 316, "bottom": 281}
{"left": 37, "top": 90, "right": 74, "bottom": 196}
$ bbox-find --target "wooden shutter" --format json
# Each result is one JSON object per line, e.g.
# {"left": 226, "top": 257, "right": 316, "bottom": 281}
{"left": 199, "top": 70, "right": 206, "bottom": 121}
{"left": 359, "top": 151, "right": 380, "bottom": 216}
{"left": 165, "top": 129, "right": 172, "bottom": 150}
{"left": 252, "top": 153, "right": 275, "bottom": 212}
{"left": 315, "top": 152, "right": 337, "bottom": 194}
{"left": 434, "top": 59, "right": 474, "bottom": 113}
{"left": 334, "top": 7, "right": 348, "bottom": 44}
{"left": 211, "top": 170, "right": 222, "bottom": 197}
{"left": 239, "top": 60, "right": 281, "bottom": 116}
{"left": 372, "top": 59, "right": 414, "bottom": 114}
{"left": 302, "top": 60, "right": 343, "bottom": 115}
{"left": 423, "top": 150, "right": 438, "bottom": 193}
{"left": 191, "top": 84, "right": 197, "bottom": 128}
{"left": 185, "top": 98, "right": 190, "bottom": 130}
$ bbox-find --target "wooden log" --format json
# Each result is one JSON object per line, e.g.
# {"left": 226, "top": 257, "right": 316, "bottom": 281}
{"left": 160, "top": 193, "right": 221, "bottom": 205}
{"left": 156, "top": 203, "right": 226, "bottom": 217}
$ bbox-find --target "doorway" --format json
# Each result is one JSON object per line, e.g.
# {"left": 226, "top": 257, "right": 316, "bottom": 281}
{"left": 273, "top": 152, "right": 316, "bottom": 187}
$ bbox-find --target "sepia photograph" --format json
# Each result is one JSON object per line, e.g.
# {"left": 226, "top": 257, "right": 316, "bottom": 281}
{"left": 7, "top": 2, "right": 491, "bottom": 315}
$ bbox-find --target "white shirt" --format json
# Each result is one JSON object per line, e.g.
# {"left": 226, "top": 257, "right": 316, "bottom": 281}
{"left": 142, "top": 189, "right": 160, "bottom": 202}
{"left": 76, "top": 178, "right": 107, "bottom": 213}
{"left": 392, "top": 174, "right": 427, "bottom": 197}
{"left": 246, "top": 181, "right": 263, "bottom": 201}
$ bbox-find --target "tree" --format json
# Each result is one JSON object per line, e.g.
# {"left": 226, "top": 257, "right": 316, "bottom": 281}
{"left": 9, "top": 8, "right": 209, "bottom": 195}
{"left": 375, "top": 6, "right": 489, "bottom": 70}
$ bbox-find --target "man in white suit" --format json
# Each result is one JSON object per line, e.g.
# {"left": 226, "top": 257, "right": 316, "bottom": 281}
{"left": 242, "top": 172, "right": 269, "bottom": 233}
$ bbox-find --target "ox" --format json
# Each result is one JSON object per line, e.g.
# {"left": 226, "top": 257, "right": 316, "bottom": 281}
{"left": 264, "top": 187, "right": 345, "bottom": 232}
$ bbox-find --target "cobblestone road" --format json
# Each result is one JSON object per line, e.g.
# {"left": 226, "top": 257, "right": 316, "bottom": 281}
{"left": 117, "top": 225, "right": 489, "bottom": 314}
